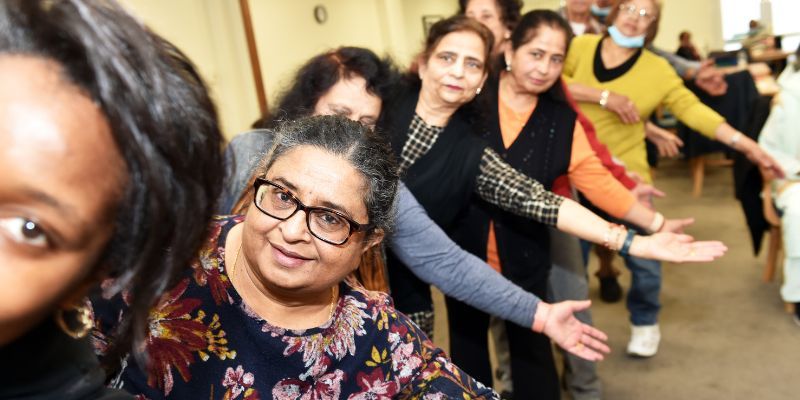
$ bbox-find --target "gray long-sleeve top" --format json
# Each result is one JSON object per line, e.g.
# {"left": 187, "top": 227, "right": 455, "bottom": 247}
{"left": 220, "top": 130, "right": 541, "bottom": 328}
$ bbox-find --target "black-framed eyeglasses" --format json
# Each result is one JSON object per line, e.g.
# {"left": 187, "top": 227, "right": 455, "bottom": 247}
{"left": 252, "top": 177, "right": 373, "bottom": 245}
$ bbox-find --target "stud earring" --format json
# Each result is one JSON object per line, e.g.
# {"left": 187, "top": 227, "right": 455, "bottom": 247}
{"left": 476, "top": 87, "right": 482, "bottom": 95}
{"left": 505, "top": 60, "right": 512, "bottom": 72}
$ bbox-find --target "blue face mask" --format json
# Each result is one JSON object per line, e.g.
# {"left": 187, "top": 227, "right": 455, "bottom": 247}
{"left": 607, "top": 25, "right": 645, "bottom": 48}
{"left": 591, "top": 4, "right": 611, "bottom": 17}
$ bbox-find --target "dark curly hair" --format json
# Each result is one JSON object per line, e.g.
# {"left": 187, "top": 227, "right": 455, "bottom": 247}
{"left": 0, "top": 0, "right": 224, "bottom": 367}
{"left": 252, "top": 47, "right": 399, "bottom": 129}
{"left": 458, "top": 0, "right": 524, "bottom": 30}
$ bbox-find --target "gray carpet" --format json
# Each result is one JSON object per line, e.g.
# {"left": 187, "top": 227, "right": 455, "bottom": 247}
{"left": 432, "top": 158, "right": 800, "bottom": 399}
{"left": 586, "top": 158, "right": 799, "bottom": 399}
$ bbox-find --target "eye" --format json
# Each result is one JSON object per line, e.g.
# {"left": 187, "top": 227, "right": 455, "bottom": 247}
{"left": 531, "top": 51, "right": 544, "bottom": 60}
{"left": 0, "top": 217, "right": 49, "bottom": 248}
{"left": 311, "top": 210, "right": 347, "bottom": 232}
{"left": 552, "top": 56, "right": 564, "bottom": 65}
{"left": 271, "top": 189, "right": 295, "bottom": 208}
{"left": 438, "top": 53, "right": 454, "bottom": 62}
{"left": 466, "top": 60, "right": 483, "bottom": 70}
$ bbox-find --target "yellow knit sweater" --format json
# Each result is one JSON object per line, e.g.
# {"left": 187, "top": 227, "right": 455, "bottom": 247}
{"left": 563, "top": 34, "right": 725, "bottom": 182}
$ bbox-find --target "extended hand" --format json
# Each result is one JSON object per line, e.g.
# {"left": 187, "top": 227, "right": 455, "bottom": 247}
{"left": 694, "top": 60, "right": 728, "bottom": 96}
{"left": 630, "top": 232, "right": 727, "bottom": 263}
{"left": 606, "top": 92, "right": 640, "bottom": 124}
{"left": 631, "top": 182, "right": 665, "bottom": 210}
{"left": 739, "top": 139, "right": 786, "bottom": 179}
{"left": 538, "top": 301, "right": 610, "bottom": 362}
{"left": 660, "top": 217, "right": 695, "bottom": 234}
{"left": 645, "top": 122, "right": 684, "bottom": 158}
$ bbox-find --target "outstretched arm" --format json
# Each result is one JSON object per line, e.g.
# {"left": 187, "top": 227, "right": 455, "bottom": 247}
{"left": 474, "top": 148, "right": 728, "bottom": 263}
{"left": 391, "top": 183, "right": 609, "bottom": 360}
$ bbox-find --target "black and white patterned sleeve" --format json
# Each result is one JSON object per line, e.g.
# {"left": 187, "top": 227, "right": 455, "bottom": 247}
{"left": 474, "top": 147, "right": 565, "bottom": 226}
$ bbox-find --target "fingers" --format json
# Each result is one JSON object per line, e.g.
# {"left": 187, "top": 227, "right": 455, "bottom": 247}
{"left": 677, "top": 217, "right": 695, "bottom": 228}
{"left": 566, "top": 327, "right": 611, "bottom": 361}
{"left": 649, "top": 186, "right": 666, "bottom": 198}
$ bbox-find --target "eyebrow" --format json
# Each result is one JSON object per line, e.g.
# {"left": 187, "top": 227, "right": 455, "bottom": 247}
{"left": 271, "top": 176, "right": 355, "bottom": 219}
{"left": 19, "top": 187, "right": 82, "bottom": 224}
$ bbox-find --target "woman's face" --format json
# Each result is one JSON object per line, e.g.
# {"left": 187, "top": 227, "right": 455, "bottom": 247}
{"left": 464, "top": 0, "right": 509, "bottom": 55}
{"left": 242, "top": 146, "right": 382, "bottom": 298}
{"left": 566, "top": 0, "right": 592, "bottom": 14}
{"left": 418, "top": 30, "right": 488, "bottom": 108}
{"left": 0, "top": 56, "right": 124, "bottom": 346}
{"left": 613, "top": 0, "right": 656, "bottom": 38}
{"left": 313, "top": 76, "right": 382, "bottom": 130}
{"left": 506, "top": 26, "right": 568, "bottom": 95}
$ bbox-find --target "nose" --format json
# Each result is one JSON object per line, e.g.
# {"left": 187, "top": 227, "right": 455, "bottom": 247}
{"left": 536, "top": 60, "right": 550, "bottom": 76}
{"left": 279, "top": 209, "right": 312, "bottom": 243}
{"left": 450, "top": 61, "right": 465, "bottom": 78}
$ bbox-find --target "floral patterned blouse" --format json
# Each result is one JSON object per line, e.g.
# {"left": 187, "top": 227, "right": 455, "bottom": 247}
{"left": 92, "top": 216, "right": 499, "bottom": 400}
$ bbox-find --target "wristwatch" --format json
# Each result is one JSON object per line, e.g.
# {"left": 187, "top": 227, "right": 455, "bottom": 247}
{"left": 599, "top": 89, "right": 610, "bottom": 108}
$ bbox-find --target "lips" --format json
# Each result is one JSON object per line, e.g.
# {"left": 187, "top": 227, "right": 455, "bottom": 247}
{"left": 444, "top": 84, "right": 463, "bottom": 91}
{"left": 270, "top": 243, "right": 312, "bottom": 268}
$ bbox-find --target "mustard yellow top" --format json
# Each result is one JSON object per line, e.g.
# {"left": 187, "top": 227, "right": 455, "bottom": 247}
{"left": 563, "top": 34, "right": 725, "bottom": 182}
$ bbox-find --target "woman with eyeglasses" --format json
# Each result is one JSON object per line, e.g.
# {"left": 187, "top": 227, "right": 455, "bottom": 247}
{"left": 563, "top": 0, "right": 784, "bottom": 357}
{"left": 224, "top": 47, "right": 610, "bottom": 362}
{"left": 95, "top": 115, "right": 502, "bottom": 399}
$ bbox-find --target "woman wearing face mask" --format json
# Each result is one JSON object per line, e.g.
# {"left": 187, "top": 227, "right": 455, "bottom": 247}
{"left": 0, "top": 0, "right": 224, "bottom": 398}
{"left": 446, "top": 10, "right": 699, "bottom": 398}
{"left": 382, "top": 15, "right": 724, "bottom": 349}
{"left": 564, "top": 0, "right": 784, "bottom": 357}
{"left": 224, "top": 46, "right": 610, "bottom": 363}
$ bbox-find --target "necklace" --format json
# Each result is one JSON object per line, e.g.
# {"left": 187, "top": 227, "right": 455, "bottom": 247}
{"left": 230, "top": 239, "right": 338, "bottom": 322}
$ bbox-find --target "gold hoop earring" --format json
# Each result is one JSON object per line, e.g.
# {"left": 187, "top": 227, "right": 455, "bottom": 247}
{"left": 55, "top": 300, "right": 94, "bottom": 339}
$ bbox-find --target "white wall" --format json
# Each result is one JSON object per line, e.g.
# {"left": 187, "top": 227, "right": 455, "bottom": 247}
{"left": 117, "top": 0, "right": 729, "bottom": 139}
{"left": 119, "top": 0, "right": 259, "bottom": 138}
{"left": 654, "top": 0, "right": 724, "bottom": 54}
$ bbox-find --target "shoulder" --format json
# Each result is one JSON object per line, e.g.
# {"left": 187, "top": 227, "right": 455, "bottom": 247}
{"left": 639, "top": 48, "right": 677, "bottom": 73}
{"left": 228, "top": 129, "right": 274, "bottom": 154}
{"left": 572, "top": 34, "right": 602, "bottom": 49}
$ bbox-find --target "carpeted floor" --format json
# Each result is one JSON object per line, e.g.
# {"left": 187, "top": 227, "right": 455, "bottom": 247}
{"left": 432, "top": 157, "right": 799, "bottom": 399}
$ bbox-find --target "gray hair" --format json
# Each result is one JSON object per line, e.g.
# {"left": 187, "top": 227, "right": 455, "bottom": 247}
{"left": 260, "top": 115, "right": 398, "bottom": 237}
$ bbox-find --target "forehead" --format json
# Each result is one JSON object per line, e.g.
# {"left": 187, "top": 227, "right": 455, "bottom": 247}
{"left": 623, "top": 0, "right": 656, "bottom": 11}
{"left": 432, "top": 30, "right": 487, "bottom": 60}
{"left": 267, "top": 146, "right": 367, "bottom": 218}
{"left": 317, "top": 76, "right": 382, "bottom": 116}
{"left": 518, "top": 26, "right": 568, "bottom": 54}
{"left": 466, "top": 0, "right": 500, "bottom": 14}
{"left": 0, "top": 56, "right": 125, "bottom": 220}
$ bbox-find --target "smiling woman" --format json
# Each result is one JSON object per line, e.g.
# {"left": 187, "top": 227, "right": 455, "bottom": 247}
{"left": 92, "top": 115, "right": 502, "bottom": 399}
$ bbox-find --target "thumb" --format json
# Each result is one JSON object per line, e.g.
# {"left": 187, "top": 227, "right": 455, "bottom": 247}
{"left": 567, "top": 300, "right": 592, "bottom": 312}
{"left": 650, "top": 187, "right": 666, "bottom": 198}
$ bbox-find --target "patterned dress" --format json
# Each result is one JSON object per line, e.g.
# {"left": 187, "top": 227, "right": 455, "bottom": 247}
{"left": 91, "top": 216, "right": 499, "bottom": 400}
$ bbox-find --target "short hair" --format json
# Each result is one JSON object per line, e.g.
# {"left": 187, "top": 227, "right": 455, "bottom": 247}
{"left": 252, "top": 47, "right": 399, "bottom": 129}
{"left": 457, "top": 0, "right": 524, "bottom": 31}
{"left": 0, "top": 0, "right": 224, "bottom": 364}
{"left": 606, "top": 0, "right": 663, "bottom": 46}
{"left": 421, "top": 15, "right": 495, "bottom": 76}
{"left": 258, "top": 115, "right": 398, "bottom": 237}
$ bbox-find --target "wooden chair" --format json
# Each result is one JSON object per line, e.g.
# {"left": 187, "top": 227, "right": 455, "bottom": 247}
{"left": 760, "top": 170, "right": 783, "bottom": 283}
{"left": 690, "top": 154, "right": 734, "bottom": 198}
